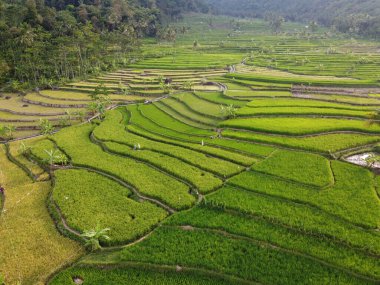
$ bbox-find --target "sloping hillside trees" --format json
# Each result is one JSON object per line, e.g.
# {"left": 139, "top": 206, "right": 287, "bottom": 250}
{"left": 206, "top": 0, "right": 380, "bottom": 38}
{"left": 0, "top": 0, "right": 206, "bottom": 89}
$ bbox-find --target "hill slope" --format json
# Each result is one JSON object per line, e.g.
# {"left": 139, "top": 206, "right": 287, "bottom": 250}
{"left": 206, "top": 0, "right": 380, "bottom": 37}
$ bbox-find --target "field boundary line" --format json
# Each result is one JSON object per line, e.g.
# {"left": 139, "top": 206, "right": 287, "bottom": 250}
{"left": 228, "top": 183, "right": 376, "bottom": 231}
{"left": 91, "top": 133, "right": 209, "bottom": 196}
{"left": 165, "top": 225, "right": 380, "bottom": 283}
{"left": 75, "top": 261, "right": 262, "bottom": 285}
{"left": 70, "top": 165, "right": 176, "bottom": 214}
{"left": 203, "top": 204, "right": 380, "bottom": 258}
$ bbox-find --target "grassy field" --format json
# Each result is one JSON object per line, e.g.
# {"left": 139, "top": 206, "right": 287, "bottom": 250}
{"left": 220, "top": 117, "right": 380, "bottom": 135}
{"left": 53, "top": 169, "right": 168, "bottom": 245}
{"left": 223, "top": 129, "right": 380, "bottom": 154}
{"left": 1, "top": 12, "right": 380, "bottom": 285}
{"left": 0, "top": 146, "right": 83, "bottom": 285}
{"left": 52, "top": 124, "right": 195, "bottom": 210}
{"left": 251, "top": 150, "right": 334, "bottom": 187}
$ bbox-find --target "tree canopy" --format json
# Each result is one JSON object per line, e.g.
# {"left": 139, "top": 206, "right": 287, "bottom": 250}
{"left": 0, "top": 0, "right": 207, "bottom": 88}
{"left": 206, "top": 0, "right": 380, "bottom": 38}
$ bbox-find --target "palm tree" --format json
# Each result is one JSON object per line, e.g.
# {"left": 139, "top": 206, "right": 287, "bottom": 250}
{"left": 81, "top": 225, "right": 111, "bottom": 251}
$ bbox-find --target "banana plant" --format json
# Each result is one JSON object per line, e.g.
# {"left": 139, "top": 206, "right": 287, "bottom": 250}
{"left": 220, "top": 104, "right": 237, "bottom": 119}
{"left": 4, "top": 125, "right": 16, "bottom": 139}
{"left": 81, "top": 225, "right": 111, "bottom": 251}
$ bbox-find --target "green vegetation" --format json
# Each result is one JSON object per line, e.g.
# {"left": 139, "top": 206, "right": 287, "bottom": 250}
{"left": 222, "top": 130, "right": 380, "bottom": 153}
{"left": 207, "top": 186, "right": 380, "bottom": 254}
{"left": 154, "top": 101, "right": 212, "bottom": 129}
{"left": 246, "top": 98, "right": 375, "bottom": 109}
{"left": 194, "top": 91, "right": 247, "bottom": 107}
{"left": 303, "top": 94, "right": 380, "bottom": 105}
{"left": 83, "top": 227, "right": 376, "bottom": 285}
{"left": 50, "top": 265, "right": 244, "bottom": 285}
{"left": 1, "top": 9, "right": 380, "bottom": 285}
{"left": 28, "top": 139, "right": 68, "bottom": 166}
{"left": 237, "top": 106, "right": 372, "bottom": 118}
{"left": 159, "top": 97, "right": 219, "bottom": 125}
{"left": 7, "top": 139, "right": 48, "bottom": 181}
{"left": 128, "top": 104, "right": 275, "bottom": 159}
{"left": 81, "top": 225, "right": 111, "bottom": 252}
{"left": 231, "top": 161, "right": 380, "bottom": 228}
{"left": 221, "top": 117, "right": 380, "bottom": 135}
{"left": 93, "top": 109, "right": 247, "bottom": 175}
{"left": 251, "top": 150, "right": 333, "bottom": 187}
{"left": 172, "top": 93, "right": 225, "bottom": 118}
{"left": 53, "top": 169, "right": 168, "bottom": 245}
{"left": 104, "top": 141, "right": 223, "bottom": 193}
{"left": 0, "top": 147, "right": 83, "bottom": 284}
{"left": 138, "top": 104, "right": 213, "bottom": 136}
{"left": 225, "top": 73, "right": 377, "bottom": 87}
{"left": 227, "top": 89, "right": 292, "bottom": 98}
{"left": 0, "top": 0, "right": 206, "bottom": 87}
{"left": 52, "top": 124, "right": 195, "bottom": 210}
{"left": 165, "top": 207, "right": 380, "bottom": 279}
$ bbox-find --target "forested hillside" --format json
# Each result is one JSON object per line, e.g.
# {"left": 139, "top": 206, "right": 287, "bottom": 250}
{"left": 0, "top": 0, "right": 207, "bottom": 88}
{"left": 206, "top": 0, "right": 380, "bottom": 37}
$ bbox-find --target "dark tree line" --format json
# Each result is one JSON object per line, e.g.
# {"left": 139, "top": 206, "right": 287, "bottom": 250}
{"left": 156, "top": 0, "right": 208, "bottom": 20}
{"left": 0, "top": 0, "right": 206, "bottom": 90}
{"left": 205, "top": 0, "right": 380, "bottom": 38}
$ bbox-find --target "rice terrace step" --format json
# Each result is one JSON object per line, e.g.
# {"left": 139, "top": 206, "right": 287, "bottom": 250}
{"left": 0, "top": 2, "right": 380, "bottom": 285}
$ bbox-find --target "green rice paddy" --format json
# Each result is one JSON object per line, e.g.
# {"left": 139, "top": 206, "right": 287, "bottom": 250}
{"left": 1, "top": 13, "right": 380, "bottom": 285}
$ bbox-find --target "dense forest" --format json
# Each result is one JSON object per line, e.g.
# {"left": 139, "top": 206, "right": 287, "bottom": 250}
{"left": 206, "top": 0, "right": 380, "bottom": 38}
{"left": 0, "top": 0, "right": 207, "bottom": 89}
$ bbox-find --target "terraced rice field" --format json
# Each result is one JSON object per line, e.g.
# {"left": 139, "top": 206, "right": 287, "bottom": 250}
{"left": 1, "top": 13, "right": 380, "bottom": 285}
{"left": 0, "top": 69, "right": 225, "bottom": 141}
